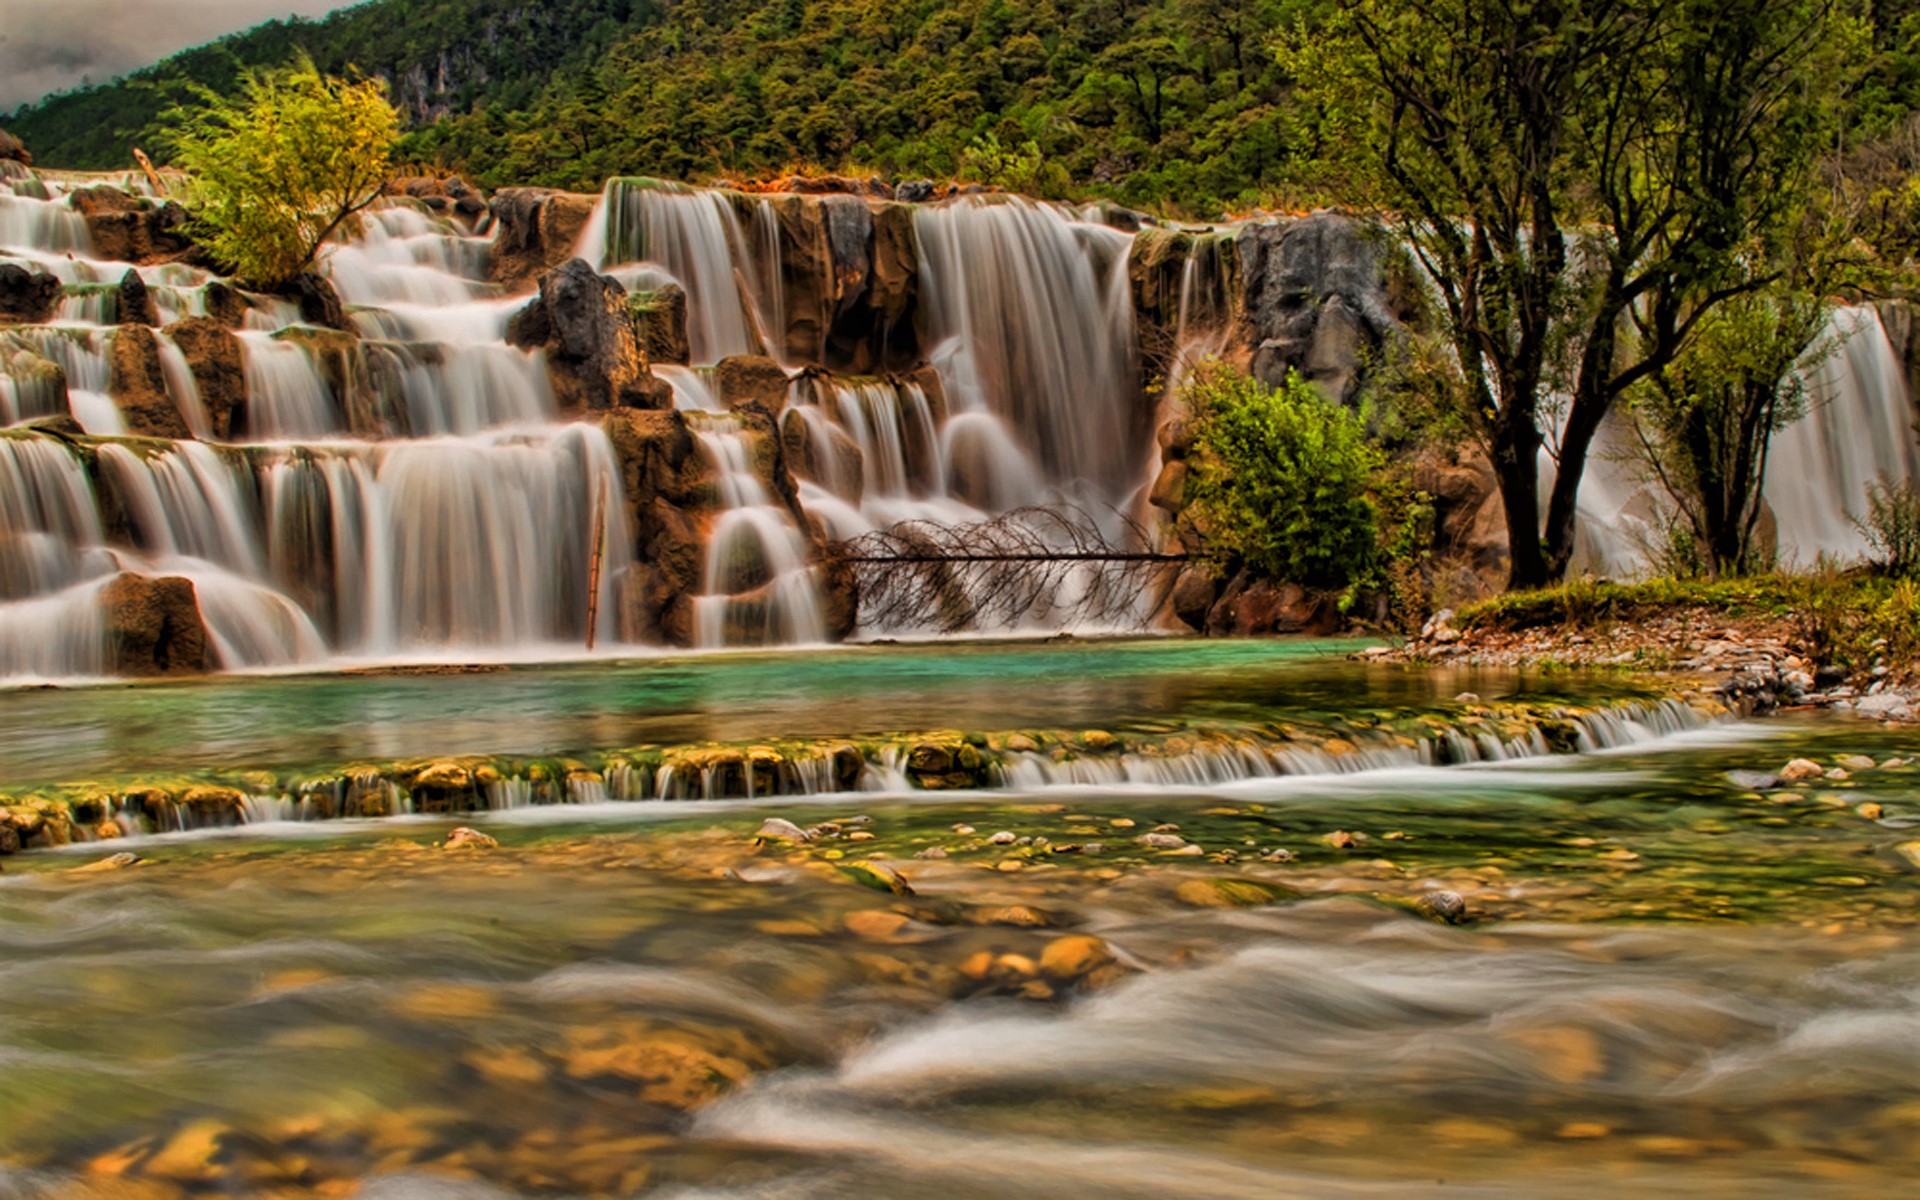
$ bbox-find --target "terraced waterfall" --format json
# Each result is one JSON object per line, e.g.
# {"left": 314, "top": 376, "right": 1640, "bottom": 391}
{"left": 2, "top": 157, "right": 1919, "bottom": 1200}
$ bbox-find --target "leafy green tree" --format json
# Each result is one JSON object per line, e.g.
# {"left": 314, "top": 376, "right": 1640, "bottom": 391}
{"left": 1288, "top": 0, "right": 1864, "bottom": 587}
{"left": 1627, "top": 287, "right": 1834, "bottom": 578}
{"left": 161, "top": 56, "right": 399, "bottom": 288}
{"left": 1182, "top": 362, "right": 1381, "bottom": 589}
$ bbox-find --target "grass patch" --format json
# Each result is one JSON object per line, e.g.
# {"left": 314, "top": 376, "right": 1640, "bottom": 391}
{"left": 1459, "top": 571, "right": 1920, "bottom": 673}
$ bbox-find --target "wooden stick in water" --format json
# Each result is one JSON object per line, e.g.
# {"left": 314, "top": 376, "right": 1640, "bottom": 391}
{"left": 585, "top": 490, "right": 607, "bottom": 651}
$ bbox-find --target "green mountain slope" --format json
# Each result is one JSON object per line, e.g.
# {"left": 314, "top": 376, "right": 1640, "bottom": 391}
{"left": 7, "top": 0, "right": 1315, "bottom": 215}
{"left": 12, "top": 0, "right": 1920, "bottom": 217}
{"left": 6, "top": 0, "right": 653, "bottom": 171}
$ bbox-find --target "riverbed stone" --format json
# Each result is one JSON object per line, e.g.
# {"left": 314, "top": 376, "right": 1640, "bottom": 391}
{"left": 1779, "top": 758, "right": 1824, "bottom": 782}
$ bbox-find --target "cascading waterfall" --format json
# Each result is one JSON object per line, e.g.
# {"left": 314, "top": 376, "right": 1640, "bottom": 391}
{"left": 914, "top": 198, "right": 1142, "bottom": 498}
{"left": 656, "top": 365, "right": 826, "bottom": 648}
{"left": 1572, "top": 304, "right": 1920, "bottom": 576}
{"left": 585, "top": 178, "right": 770, "bottom": 363}
{"left": 1766, "top": 305, "right": 1920, "bottom": 564}
{"left": 9, "top": 147, "right": 1920, "bottom": 678}
{"left": 0, "top": 166, "right": 640, "bottom": 680}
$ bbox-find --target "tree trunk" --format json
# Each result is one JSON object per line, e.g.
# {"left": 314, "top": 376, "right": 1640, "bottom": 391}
{"left": 1493, "top": 407, "right": 1549, "bottom": 589}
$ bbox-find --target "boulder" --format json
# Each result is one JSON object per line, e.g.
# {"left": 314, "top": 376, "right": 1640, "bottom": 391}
{"left": 894, "top": 180, "right": 936, "bottom": 203}
{"left": 101, "top": 573, "right": 214, "bottom": 675}
{"left": 67, "top": 186, "right": 194, "bottom": 264}
{"left": 287, "top": 270, "right": 351, "bottom": 332}
{"left": 116, "top": 269, "right": 159, "bottom": 327}
{"left": 1204, "top": 574, "right": 1344, "bottom": 636}
{"left": 1236, "top": 213, "right": 1402, "bottom": 404}
{"left": 0, "top": 263, "right": 60, "bottom": 325}
{"left": 714, "top": 355, "right": 791, "bottom": 413}
{"left": 488, "top": 188, "right": 599, "bottom": 293}
{"left": 0, "top": 127, "right": 30, "bottom": 165}
{"left": 631, "top": 282, "right": 690, "bottom": 366}
{"left": 509, "top": 258, "right": 672, "bottom": 411}
{"left": 163, "top": 318, "right": 246, "bottom": 439}
{"left": 108, "top": 325, "right": 192, "bottom": 438}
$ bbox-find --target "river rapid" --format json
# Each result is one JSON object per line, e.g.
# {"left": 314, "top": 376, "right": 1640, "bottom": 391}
{"left": 0, "top": 640, "right": 1916, "bottom": 1198}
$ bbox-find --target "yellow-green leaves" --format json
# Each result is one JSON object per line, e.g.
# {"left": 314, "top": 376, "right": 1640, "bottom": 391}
{"left": 162, "top": 55, "right": 398, "bottom": 289}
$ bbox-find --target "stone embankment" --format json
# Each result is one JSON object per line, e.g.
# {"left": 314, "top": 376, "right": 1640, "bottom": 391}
{"left": 1378, "top": 606, "right": 1920, "bottom": 722}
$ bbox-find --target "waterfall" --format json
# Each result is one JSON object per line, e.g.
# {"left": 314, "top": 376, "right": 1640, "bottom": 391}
{"left": 655, "top": 365, "right": 826, "bottom": 647}
{"left": 236, "top": 332, "right": 342, "bottom": 439}
{"left": 1767, "top": 306, "right": 1920, "bottom": 565}
{"left": 585, "top": 178, "right": 768, "bottom": 363}
{"left": 914, "top": 198, "right": 1142, "bottom": 498}
{"left": 0, "top": 183, "right": 643, "bottom": 679}
{"left": 1570, "top": 305, "right": 1920, "bottom": 576}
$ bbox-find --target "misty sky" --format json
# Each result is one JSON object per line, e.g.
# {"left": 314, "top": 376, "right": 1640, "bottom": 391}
{"left": 0, "top": 1, "right": 360, "bottom": 111}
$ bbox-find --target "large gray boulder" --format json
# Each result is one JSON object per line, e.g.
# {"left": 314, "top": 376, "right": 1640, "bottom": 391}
{"left": 508, "top": 258, "right": 671, "bottom": 411}
{"left": 1236, "top": 212, "right": 1403, "bottom": 404}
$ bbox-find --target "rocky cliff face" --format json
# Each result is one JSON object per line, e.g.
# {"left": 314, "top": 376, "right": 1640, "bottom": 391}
{"left": 1235, "top": 213, "right": 1410, "bottom": 404}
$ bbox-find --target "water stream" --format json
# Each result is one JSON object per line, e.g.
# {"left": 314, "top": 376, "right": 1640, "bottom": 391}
{"left": 0, "top": 641, "right": 1915, "bottom": 1197}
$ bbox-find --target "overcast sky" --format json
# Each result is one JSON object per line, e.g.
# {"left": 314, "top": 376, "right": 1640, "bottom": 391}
{"left": 0, "top": 1, "right": 360, "bottom": 112}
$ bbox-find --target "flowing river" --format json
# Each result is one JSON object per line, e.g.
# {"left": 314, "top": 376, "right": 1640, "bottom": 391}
{"left": 1, "top": 640, "right": 1917, "bottom": 1198}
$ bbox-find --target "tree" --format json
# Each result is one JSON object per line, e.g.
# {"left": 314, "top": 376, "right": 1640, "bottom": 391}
{"left": 1289, "top": 0, "right": 1863, "bottom": 587}
{"left": 161, "top": 55, "right": 399, "bottom": 289}
{"left": 1627, "top": 286, "right": 1834, "bottom": 577}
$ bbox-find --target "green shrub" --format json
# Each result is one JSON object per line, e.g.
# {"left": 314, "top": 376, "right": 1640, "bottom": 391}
{"left": 1858, "top": 477, "right": 1920, "bottom": 578}
{"left": 1182, "top": 362, "right": 1381, "bottom": 590}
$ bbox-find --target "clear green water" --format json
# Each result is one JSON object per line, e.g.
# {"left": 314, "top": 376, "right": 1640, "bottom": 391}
{"left": 0, "top": 640, "right": 1916, "bottom": 1198}
{"left": 0, "top": 636, "right": 1644, "bottom": 784}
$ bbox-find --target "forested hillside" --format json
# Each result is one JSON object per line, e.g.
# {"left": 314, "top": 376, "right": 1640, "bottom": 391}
{"left": 12, "top": 0, "right": 1920, "bottom": 216}
{"left": 5, "top": 0, "right": 649, "bottom": 172}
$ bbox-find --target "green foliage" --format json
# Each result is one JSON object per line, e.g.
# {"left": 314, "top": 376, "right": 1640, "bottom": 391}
{"left": 1627, "top": 288, "right": 1834, "bottom": 579}
{"left": 1858, "top": 478, "right": 1920, "bottom": 578}
{"left": 9, "top": 0, "right": 1318, "bottom": 218}
{"left": 159, "top": 57, "right": 399, "bottom": 289}
{"left": 1181, "top": 362, "right": 1381, "bottom": 590}
{"left": 1285, "top": 0, "right": 1866, "bottom": 588}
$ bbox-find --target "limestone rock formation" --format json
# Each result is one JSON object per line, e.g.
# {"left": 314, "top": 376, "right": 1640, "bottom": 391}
{"left": 780, "top": 405, "right": 865, "bottom": 502}
{"left": 288, "top": 271, "right": 352, "bottom": 331}
{"left": 108, "top": 325, "right": 191, "bottom": 438}
{"left": 164, "top": 318, "right": 246, "bottom": 440}
{"left": 0, "top": 263, "right": 60, "bottom": 325}
{"left": 67, "top": 186, "right": 194, "bottom": 265}
{"left": 388, "top": 175, "right": 488, "bottom": 223}
{"left": 714, "top": 355, "right": 791, "bottom": 413}
{"left": 117, "top": 269, "right": 159, "bottom": 327}
{"left": 509, "top": 258, "right": 673, "bottom": 411}
{"left": 101, "top": 573, "right": 214, "bottom": 675}
{"left": 1236, "top": 213, "right": 1404, "bottom": 404}
{"left": 1203, "top": 574, "right": 1344, "bottom": 636}
{"left": 631, "top": 282, "right": 690, "bottom": 365}
{"left": 200, "top": 281, "right": 252, "bottom": 329}
{"left": 601, "top": 408, "right": 716, "bottom": 645}
{"left": 749, "top": 195, "right": 920, "bottom": 373}
{"left": 489, "top": 189, "right": 598, "bottom": 292}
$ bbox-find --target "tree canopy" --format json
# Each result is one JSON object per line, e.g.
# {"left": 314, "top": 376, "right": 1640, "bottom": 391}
{"left": 161, "top": 56, "right": 399, "bottom": 289}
